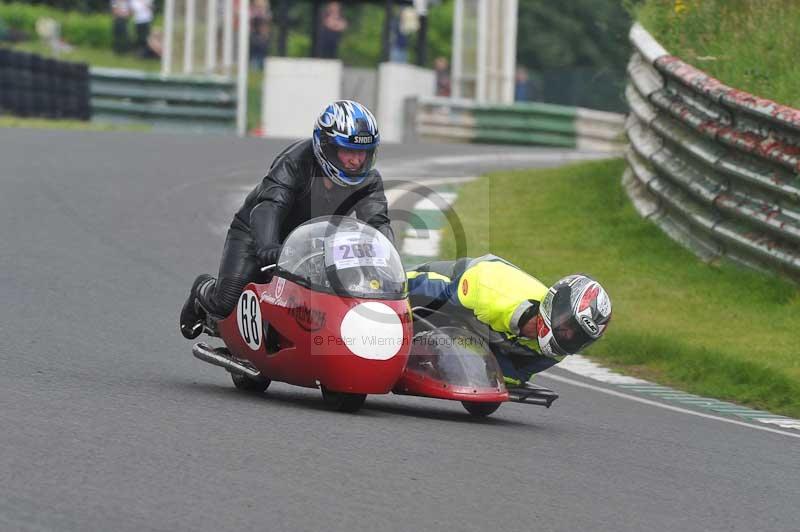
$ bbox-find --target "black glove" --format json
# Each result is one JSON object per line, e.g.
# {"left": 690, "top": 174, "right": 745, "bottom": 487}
{"left": 256, "top": 246, "right": 280, "bottom": 267}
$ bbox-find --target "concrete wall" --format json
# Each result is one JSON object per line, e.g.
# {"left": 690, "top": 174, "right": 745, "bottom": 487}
{"left": 341, "top": 67, "right": 378, "bottom": 115}
{"left": 261, "top": 58, "right": 342, "bottom": 138}
{"left": 377, "top": 63, "right": 435, "bottom": 143}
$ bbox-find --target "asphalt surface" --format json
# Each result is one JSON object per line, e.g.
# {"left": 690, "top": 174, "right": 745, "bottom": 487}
{"left": 1, "top": 129, "right": 798, "bottom": 532}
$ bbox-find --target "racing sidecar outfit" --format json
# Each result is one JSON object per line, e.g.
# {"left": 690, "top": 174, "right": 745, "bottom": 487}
{"left": 199, "top": 138, "right": 394, "bottom": 319}
{"left": 406, "top": 255, "right": 563, "bottom": 384}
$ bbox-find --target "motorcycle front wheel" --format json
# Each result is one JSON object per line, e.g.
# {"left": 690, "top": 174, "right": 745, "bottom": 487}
{"left": 321, "top": 387, "right": 367, "bottom": 413}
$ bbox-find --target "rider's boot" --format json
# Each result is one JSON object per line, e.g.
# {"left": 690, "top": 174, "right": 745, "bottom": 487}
{"left": 180, "top": 274, "right": 215, "bottom": 339}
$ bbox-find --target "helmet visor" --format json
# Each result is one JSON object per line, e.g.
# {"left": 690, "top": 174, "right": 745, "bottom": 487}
{"left": 550, "top": 288, "right": 596, "bottom": 354}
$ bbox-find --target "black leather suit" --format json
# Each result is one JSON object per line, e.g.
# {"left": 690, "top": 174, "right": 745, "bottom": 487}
{"left": 199, "top": 138, "right": 394, "bottom": 317}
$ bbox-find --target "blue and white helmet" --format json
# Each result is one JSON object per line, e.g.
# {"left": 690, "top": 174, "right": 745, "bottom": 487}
{"left": 312, "top": 100, "right": 380, "bottom": 187}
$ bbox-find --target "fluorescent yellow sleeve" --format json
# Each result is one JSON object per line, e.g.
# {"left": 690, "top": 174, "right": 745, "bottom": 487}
{"left": 456, "top": 261, "right": 548, "bottom": 335}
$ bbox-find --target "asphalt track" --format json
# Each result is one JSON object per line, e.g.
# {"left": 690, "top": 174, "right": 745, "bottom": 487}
{"left": 1, "top": 129, "right": 798, "bottom": 532}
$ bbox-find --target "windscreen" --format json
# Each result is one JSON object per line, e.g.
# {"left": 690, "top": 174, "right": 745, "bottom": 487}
{"left": 277, "top": 216, "right": 406, "bottom": 299}
{"left": 407, "top": 327, "right": 504, "bottom": 388}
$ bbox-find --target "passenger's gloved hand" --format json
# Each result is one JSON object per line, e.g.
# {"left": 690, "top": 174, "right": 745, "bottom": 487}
{"left": 256, "top": 246, "right": 280, "bottom": 267}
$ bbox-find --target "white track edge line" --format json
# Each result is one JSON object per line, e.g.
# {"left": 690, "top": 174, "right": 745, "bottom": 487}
{"left": 539, "top": 372, "right": 800, "bottom": 440}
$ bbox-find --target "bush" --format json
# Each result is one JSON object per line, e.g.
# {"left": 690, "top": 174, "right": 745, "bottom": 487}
{"left": 0, "top": 2, "right": 112, "bottom": 48}
{"left": 0, "top": 1, "right": 163, "bottom": 14}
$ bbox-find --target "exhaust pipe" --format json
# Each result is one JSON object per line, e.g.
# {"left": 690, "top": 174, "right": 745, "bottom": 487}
{"left": 192, "top": 342, "right": 262, "bottom": 378}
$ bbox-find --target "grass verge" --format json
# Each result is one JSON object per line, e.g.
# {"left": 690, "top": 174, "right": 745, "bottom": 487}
{"left": 633, "top": 0, "right": 800, "bottom": 108}
{"left": 440, "top": 159, "right": 800, "bottom": 417}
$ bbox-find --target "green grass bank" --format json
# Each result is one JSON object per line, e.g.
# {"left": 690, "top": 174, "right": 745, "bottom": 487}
{"left": 634, "top": 0, "right": 800, "bottom": 108}
{"left": 440, "top": 159, "right": 800, "bottom": 417}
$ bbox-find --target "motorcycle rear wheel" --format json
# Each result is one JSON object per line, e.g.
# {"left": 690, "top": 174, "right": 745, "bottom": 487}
{"left": 462, "top": 401, "right": 501, "bottom": 418}
{"left": 321, "top": 387, "right": 367, "bottom": 413}
{"left": 230, "top": 371, "right": 271, "bottom": 393}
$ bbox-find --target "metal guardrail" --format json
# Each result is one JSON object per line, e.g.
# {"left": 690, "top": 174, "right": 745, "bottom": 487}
{"left": 625, "top": 23, "right": 800, "bottom": 280}
{"left": 409, "top": 96, "right": 624, "bottom": 152}
{"left": 89, "top": 68, "right": 236, "bottom": 134}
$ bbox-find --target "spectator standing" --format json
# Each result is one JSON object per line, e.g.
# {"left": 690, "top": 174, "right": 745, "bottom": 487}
{"left": 515, "top": 66, "right": 531, "bottom": 101}
{"left": 390, "top": 7, "right": 418, "bottom": 63}
{"left": 250, "top": 0, "right": 269, "bottom": 20}
{"left": 317, "top": 1, "right": 347, "bottom": 59}
{"left": 130, "top": 0, "right": 154, "bottom": 58}
{"left": 110, "top": 0, "right": 130, "bottom": 55}
{"left": 434, "top": 56, "right": 451, "bottom": 96}
{"left": 146, "top": 27, "right": 163, "bottom": 59}
{"left": 250, "top": 14, "right": 272, "bottom": 69}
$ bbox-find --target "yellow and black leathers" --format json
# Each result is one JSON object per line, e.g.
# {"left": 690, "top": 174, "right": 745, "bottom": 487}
{"left": 407, "top": 255, "right": 562, "bottom": 384}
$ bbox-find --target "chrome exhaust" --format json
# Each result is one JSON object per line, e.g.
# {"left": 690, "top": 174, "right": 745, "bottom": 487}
{"left": 192, "top": 342, "right": 262, "bottom": 378}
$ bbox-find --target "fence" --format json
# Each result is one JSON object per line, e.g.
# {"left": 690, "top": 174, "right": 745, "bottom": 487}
{"left": 0, "top": 48, "right": 90, "bottom": 120}
{"left": 409, "top": 96, "right": 625, "bottom": 152}
{"left": 624, "top": 23, "right": 800, "bottom": 281}
{"left": 90, "top": 67, "right": 237, "bottom": 133}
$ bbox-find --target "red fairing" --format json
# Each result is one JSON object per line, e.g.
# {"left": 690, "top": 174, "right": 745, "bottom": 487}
{"left": 218, "top": 277, "right": 412, "bottom": 394}
{"left": 394, "top": 370, "right": 508, "bottom": 403}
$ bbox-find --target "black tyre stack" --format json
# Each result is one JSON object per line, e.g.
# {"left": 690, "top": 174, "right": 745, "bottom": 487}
{"left": 0, "top": 48, "right": 11, "bottom": 115}
{"left": 0, "top": 48, "right": 90, "bottom": 120}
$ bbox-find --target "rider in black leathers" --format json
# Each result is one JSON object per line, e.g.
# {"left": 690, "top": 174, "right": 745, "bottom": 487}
{"left": 180, "top": 100, "right": 392, "bottom": 338}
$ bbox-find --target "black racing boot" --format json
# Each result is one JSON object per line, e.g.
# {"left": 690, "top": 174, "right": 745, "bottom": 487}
{"left": 180, "top": 274, "right": 214, "bottom": 339}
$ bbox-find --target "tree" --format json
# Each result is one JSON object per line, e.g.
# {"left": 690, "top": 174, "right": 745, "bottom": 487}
{"left": 515, "top": 0, "right": 634, "bottom": 111}
{"left": 516, "top": 0, "right": 632, "bottom": 70}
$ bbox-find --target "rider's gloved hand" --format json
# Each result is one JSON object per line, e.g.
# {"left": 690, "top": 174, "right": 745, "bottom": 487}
{"left": 256, "top": 246, "right": 280, "bottom": 266}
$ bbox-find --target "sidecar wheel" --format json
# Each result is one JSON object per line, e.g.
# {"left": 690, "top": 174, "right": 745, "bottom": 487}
{"left": 462, "top": 401, "right": 501, "bottom": 418}
{"left": 321, "top": 387, "right": 367, "bottom": 413}
{"left": 230, "top": 371, "right": 271, "bottom": 393}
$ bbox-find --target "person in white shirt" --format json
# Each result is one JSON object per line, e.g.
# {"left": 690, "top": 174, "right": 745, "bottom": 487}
{"left": 129, "top": 0, "right": 154, "bottom": 57}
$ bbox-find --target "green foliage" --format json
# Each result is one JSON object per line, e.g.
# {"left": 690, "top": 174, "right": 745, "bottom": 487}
{"left": 1, "top": 1, "right": 123, "bottom": 13}
{"left": 440, "top": 159, "right": 800, "bottom": 417}
{"left": 339, "top": 5, "right": 383, "bottom": 67}
{"left": 514, "top": 0, "right": 633, "bottom": 111}
{"left": 287, "top": 33, "right": 310, "bottom": 58}
{"left": 516, "top": 0, "right": 633, "bottom": 70}
{"left": 13, "top": 39, "right": 160, "bottom": 71}
{"left": 60, "top": 10, "right": 110, "bottom": 47}
{"left": 633, "top": 0, "right": 800, "bottom": 107}
{"left": 0, "top": 1, "right": 112, "bottom": 48}
{"left": 418, "top": 0, "right": 453, "bottom": 67}
{"left": 0, "top": 0, "right": 164, "bottom": 14}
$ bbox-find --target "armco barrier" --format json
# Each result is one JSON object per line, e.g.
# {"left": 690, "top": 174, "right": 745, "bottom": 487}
{"left": 0, "top": 49, "right": 90, "bottom": 120}
{"left": 90, "top": 67, "right": 236, "bottom": 133}
{"left": 410, "top": 97, "right": 624, "bottom": 152}
{"left": 625, "top": 23, "right": 800, "bottom": 280}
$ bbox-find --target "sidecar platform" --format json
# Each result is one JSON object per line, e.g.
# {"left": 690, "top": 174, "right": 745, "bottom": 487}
{"left": 507, "top": 383, "right": 559, "bottom": 408}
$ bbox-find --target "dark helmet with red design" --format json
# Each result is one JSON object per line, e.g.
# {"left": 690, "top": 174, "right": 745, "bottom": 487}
{"left": 536, "top": 274, "right": 612, "bottom": 358}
